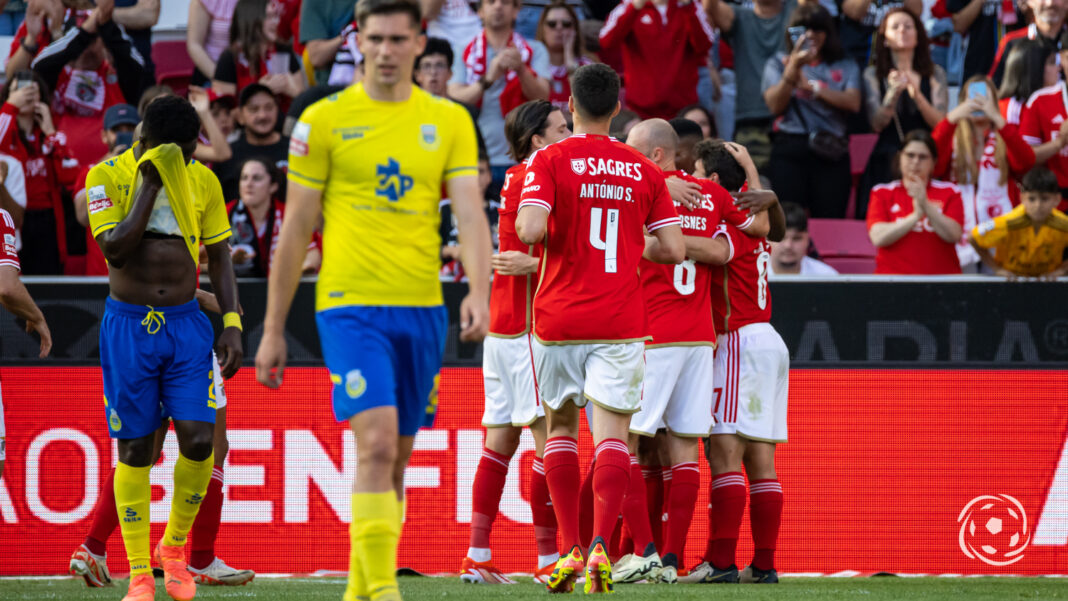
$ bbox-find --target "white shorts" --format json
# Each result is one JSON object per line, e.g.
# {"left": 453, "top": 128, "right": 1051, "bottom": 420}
{"left": 710, "top": 323, "right": 789, "bottom": 443}
{"left": 212, "top": 352, "right": 227, "bottom": 410}
{"left": 631, "top": 345, "right": 715, "bottom": 437}
{"left": 482, "top": 334, "right": 543, "bottom": 427}
{"left": 533, "top": 340, "right": 645, "bottom": 414}
{"left": 0, "top": 379, "right": 5, "bottom": 461}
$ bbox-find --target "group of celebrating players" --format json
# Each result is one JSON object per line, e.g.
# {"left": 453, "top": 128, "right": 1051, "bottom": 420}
{"left": 0, "top": 0, "right": 791, "bottom": 599}
{"left": 457, "top": 62, "right": 790, "bottom": 593}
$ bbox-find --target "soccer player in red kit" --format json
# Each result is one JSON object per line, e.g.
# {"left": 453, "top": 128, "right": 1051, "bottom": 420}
{"left": 461, "top": 100, "right": 571, "bottom": 585}
{"left": 680, "top": 142, "right": 789, "bottom": 585}
{"left": 515, "top": 63, "right": 685, "bottom": 594}
{"left": 619, "top": 119, "right": 770, "bottom": 584}
{"left": 0, "top": 207, "right": 52, "bottom": 479}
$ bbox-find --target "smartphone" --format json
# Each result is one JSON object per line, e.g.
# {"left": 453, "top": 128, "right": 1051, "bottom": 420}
{"left": 13, "top": 73, "right": 33, "bottom": 90}
{"left": 967, "top": 81, "right": 988, "bottom": 117}
{"left": 114, "top": 130, "right": 134, "bottom": 149}
{"left": 788, "top": 26, "right": 806, "bottom": 46}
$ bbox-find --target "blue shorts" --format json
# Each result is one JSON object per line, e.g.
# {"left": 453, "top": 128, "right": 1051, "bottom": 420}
{"left": 317, "top": 305, "right": 448, "bottom": 436}
{"left": 100, "top": 298, "right": 216, "bottom": 439}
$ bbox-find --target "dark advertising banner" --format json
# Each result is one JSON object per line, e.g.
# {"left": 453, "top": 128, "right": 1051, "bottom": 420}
{"left": 1, "top": 278, "right": 1065, "bottom": 367}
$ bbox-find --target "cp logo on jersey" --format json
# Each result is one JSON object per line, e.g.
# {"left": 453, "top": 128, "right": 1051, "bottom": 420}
{"left": 570, "top": 158, "right": 587, "bottom": 175}
{"left": 376, "top": 158, "right": 414, "bottom": 202}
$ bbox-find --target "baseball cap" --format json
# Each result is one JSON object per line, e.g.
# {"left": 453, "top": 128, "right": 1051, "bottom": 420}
{"left": 238, "top": 83, "right": 277, "bottom": 108}
{"left": 208, "top": 88, "right": 237, "bottom": 109}
{"left": 104, "top": 104, "right": 140, "bottom": 130}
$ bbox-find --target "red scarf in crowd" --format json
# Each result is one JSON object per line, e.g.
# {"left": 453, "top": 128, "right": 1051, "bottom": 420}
{"left": 463, "top": 30, "right": 533, "bottom": 116}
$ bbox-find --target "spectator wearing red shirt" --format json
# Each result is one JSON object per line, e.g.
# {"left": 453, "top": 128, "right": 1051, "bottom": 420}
{"left": 1019, "top": 31, "right": 1068, "bottom": 209}
{"left": 226, "top": 157, "right": 320, "bottom": 278}
{"left": 29, "top": 1, "right": 150, "bottom": 166}
{"left": 868, "top": 130, "right": 965, "bottom": 274}
{"left": 0, "top": 70, "right": 78, "bottom": 275}
{"left": 997, "top": 39, "right": 1059, "bottom": 126}
{"left": 72, "top": 103, "right": 139, "bottom": 276}
{"left": 989, "top": 0, "right": 1068, "bottom": 87}
{"left": 212, "top": 0, "right": 306, "bottom": 112}
{"left": 599, "top": 0, "right": 715, "bottom": 120}
{"left": 535, "top": 0, "right": 593, "bottom": 115}
{"left": 931, "top": 76, "right": 1035, "bottom": 270}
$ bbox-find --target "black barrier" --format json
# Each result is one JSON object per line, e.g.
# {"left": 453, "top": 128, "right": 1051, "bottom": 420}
{"left": 1, "top": 277, "right": 1066, "bottom": 367}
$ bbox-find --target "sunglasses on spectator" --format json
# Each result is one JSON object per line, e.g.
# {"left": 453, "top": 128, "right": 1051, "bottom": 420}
{"left": 419, "top": 62, "right": 450, "bottom": 72}
{"left": 546, "top": 20, "right": 574, "bottom": 29}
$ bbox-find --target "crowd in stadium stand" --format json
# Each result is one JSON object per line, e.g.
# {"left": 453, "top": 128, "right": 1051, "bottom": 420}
{"left": 0, "top": 0, "right": 1066, "bottom": 278}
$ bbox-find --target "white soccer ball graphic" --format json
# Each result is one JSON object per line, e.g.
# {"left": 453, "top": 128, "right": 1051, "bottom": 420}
{"left": 958, "top": 494, "right": 1031, "bottom": 566}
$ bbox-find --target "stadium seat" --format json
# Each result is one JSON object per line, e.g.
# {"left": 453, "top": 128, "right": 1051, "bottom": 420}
{"left": 807, "top": 218, "right": 876, "bottom": 258}
{"left": 152, "top": 40, "right": 194, "bottom": 96}
{"left": 846, "top": 134, "right": 878, "bottom": 219}
{"left": 823, "top": 256, "right": 876, "bottom": 274}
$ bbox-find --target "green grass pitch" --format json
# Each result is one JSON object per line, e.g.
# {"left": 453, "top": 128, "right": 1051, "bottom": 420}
{"left": 3, "top": 576, "right": 1067, "bottom": 600}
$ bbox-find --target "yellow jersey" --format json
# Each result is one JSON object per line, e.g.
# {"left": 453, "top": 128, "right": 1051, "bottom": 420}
{"left": 972, "top": 205, "right": 1068, "bottom": 276}
{"left": 288, "top": 83, "right": 479, "bottom": 311}
{"left": 86, "top": 145, "right": 231, "bottom": 265}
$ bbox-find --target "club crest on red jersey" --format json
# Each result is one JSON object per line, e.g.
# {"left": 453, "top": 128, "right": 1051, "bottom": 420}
{"left": 571, "top": 158, "right": 587, "bottom": 175}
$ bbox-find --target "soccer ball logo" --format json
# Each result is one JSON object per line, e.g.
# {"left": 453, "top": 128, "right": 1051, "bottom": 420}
{"left": 958, "top": 494, "right": 1031, "bottom": 566}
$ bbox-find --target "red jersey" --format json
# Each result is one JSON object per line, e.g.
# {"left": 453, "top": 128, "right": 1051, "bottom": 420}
{"left": 490, "top": 163, "right": 542, "bottom": 337}
{"left": 0, "top": 103, "right": 79, "bottom": 211}
{"left": 641, "top": 171, "right": 752, "bottom": 346}
{"left": 519, "top": 134, "right": 680, "bottom": 343}
{"left": 1020, "top": 82, "right": 1068, "bottom": 195}
{"left": 599, "top": 0, "right": 714, "bottom": 119}
{"left": 548, "top": 57, "right": 593, "bottom": 113}
{"left": 1, "top": 209, "right": 19, "bottom": 271}
{"left": 866, "top": 180, "right": 965, "bottom": 275}
{"left": 709, "top": 225, "right": 772, "bottom": 333}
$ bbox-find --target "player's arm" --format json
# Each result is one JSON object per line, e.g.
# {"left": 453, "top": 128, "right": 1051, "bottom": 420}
{"left": 492, "top": 250, "right": 539, "bottom": 275}
{"left": 681, "top": 234, "right": 732, "bottom": 265}
{"left": 94, "top": 161, "right": 161, "bottom": 268}
{"left": 255, "top": 181, "right": 320, "bottom": 388}
{"left": 0, "top": 265, "right": 51, "bottom": 357}
{"left": 516, "top": 205, "right": 548, "bottom": 244}
{"left": 724, "top": 142, "right": 783, "bottom": 240}
{"left": 643, "top": 224, "right": 685, "bottom": 264}
{"left": 447, "top": 174, "right": 492, "bottom": 342}
{"left": 204, "top": 240, "right": 243, "bottom": 377}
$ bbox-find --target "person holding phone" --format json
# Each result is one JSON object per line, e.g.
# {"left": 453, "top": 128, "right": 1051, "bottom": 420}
{"left": 929, "top": 75, "right": 1036, "bottom": 272}
{"left": 762, "top": 4, "right": 862, "bottom": 218}
{"left": 0, "top": 70, "right": 79, "bottom": 275}
{"left": 212, "top": 0, "right": 306, "bottom": 114}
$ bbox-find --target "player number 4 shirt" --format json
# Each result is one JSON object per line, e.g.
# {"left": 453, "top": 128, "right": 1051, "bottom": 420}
{"left": 518, "top": 134, "right": 680, "bottom": 343}
{"left": 641, "top": 171, "right": 753, "bottom": 346}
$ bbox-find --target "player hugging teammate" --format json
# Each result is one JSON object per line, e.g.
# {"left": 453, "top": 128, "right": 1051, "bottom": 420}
{"left": 463, "top": 63, "right": 792, "bottom": 592}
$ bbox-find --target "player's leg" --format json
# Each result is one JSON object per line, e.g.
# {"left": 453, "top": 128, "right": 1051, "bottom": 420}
{"left": 100, "top": 299, "right": 168, "bottom": 601}
{"left": 659, "top": 345, "right": 715, "bottom": 581}
{"left": 349, "top": 406, "right": 402, "bottom": 599}
{"left": 735, "top": 325, "right": 788, "bottom": 584}
{"left": 741, "top": 442, "right": 781, "bottom": 583}
{"left": 155, "top": 305, "right": 219, "bottom": 601}
{"left": 583, "top": 342, "right": 646, "bottom": 593}
{"left": 528, "top": 417, "right": 560, "bottom": 582}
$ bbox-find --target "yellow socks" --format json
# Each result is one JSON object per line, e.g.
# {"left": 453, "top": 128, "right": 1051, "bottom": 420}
{"left": 351, "top": 491, "right": 401, "bottom": 600}
{"left": 161, "top": 453, "right": 214, "bottom": 547}
{"left": 345, "top": 517, "right": 369, "bottom": 601}
{"left": 114, "top": 462, "right": 153, "bottom": 575}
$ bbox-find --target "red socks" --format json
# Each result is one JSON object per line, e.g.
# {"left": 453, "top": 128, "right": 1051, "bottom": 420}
{"left": 591, "top": 439, "right": 630, "bottom": 546}
{"left": 664, "top": 463, "right": 700, "bottom": 565}
{"left": 642, "top": 466, "right": 664, "bottom": 549}
{"left": 530, "top": 456, "right": 558, "bottom": 558}
{"left": 579, "top": 459, "right": 595, "bottom": 549}
{"left": 468, "top": 447, "right": 512, "bottom": 550}
{"left": 190, "top": 465, "right": 225, "bottom": 570}
{"left": 84, "top": 467, "right": 118, "bottom": 556}
{"left": 621, "top": 456, "right": 653, "bottom": 554}
{"left": 749, "top": 479, "right": 783, "bottom": 571}
{"left": 710, "top": 472, "right": 746, "bottom": 569}
{"left": 544, "top": 437, "right": 581, "bottom": 550}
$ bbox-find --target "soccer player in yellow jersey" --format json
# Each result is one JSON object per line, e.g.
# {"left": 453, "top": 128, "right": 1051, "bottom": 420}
{"left": 85, "top": 95, "right": 243, "bottom": 601}
{"left": 254, "top": 1, "right": 492, "bottom": 600}
{"left": 970, "top": 167, "right": 1068, "bottom": 279}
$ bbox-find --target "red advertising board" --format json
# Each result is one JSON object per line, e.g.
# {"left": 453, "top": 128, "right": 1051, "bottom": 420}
{"left": 0, "top": 367, "right": 1065, "bottom": 576}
